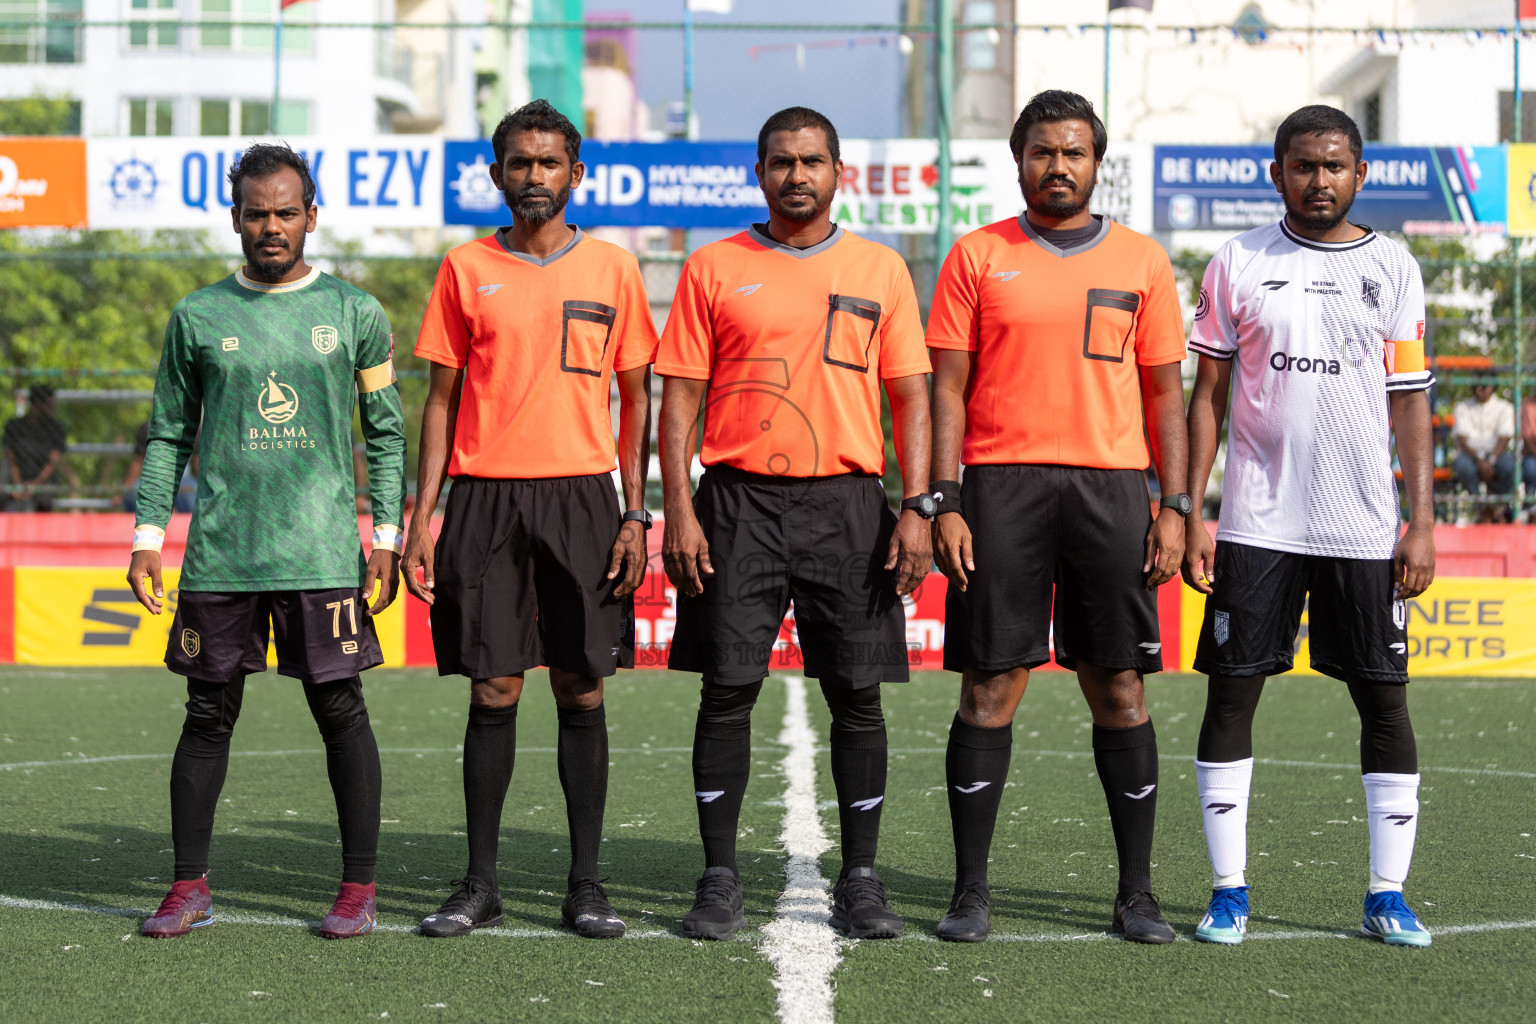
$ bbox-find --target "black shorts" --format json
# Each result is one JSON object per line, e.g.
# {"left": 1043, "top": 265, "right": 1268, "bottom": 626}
{"left": 165, "top": 588, "right": 384, "bottom": 684}
{"left": 943, "top": 464, "right": 1162, "bottom": 675}
{"left": 668, "top": 466, "right": 909, "bottom": 688}
{"left": 1192, "top": 541, "right": 1408, "bottom": 683}
{"left": 430, "top": 474, "right": 634, "bottom": 680}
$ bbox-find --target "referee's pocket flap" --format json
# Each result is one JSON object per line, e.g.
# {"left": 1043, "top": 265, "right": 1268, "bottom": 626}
{"left": 561, "top": 300, "right": 618, "bottom": 377}
{"left": 823, "top": 294, "right": 882, "bottom": 372}
{"left": 1082, "top": 288, "right": 1140, "bottom": 363}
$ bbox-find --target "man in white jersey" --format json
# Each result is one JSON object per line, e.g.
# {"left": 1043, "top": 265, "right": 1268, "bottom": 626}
{"left": 1183, "top": 106, "right": 1436, "bottom": 947}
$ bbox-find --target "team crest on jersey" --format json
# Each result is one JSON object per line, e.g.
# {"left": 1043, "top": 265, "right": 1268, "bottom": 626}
{"left": 257, "top": 373, "right": 299, "bottom": 424}
{"left": 1214, "top": 610, "right": 1230, "bottom": 646}
{"left": 1194, "top": 288, "right": 1210, "bottom": 321}
{"left": 1360, "top": 277, "right": 1381, "bottom": 310}
{"left": 312, "top": 325, "right": 338, "bottom": 355}
{"left": 181, "top": 629, "right": 200, "bottom": 658}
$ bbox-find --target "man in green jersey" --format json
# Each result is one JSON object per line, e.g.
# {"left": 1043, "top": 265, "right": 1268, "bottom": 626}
{"left": 127, "top": 144, "right": 407, "bottom": 940}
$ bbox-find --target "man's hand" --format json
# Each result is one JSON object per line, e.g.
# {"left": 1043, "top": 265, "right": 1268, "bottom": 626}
{"left": 886, "top": 510, "right": 932, "bottom": 597}
{"left": 127, "top": 549, "right": 164, "bottom": 615}
{"left": 1143, "top": 509, "right": 1184, "bottom": 589}
{"left": 1477, "top": 457, "right": 1496, "bottom": 483}
{"left": 607, "top": 521, "right": 648, "bottom": 598}
{"left": 932, "top": 512, "right": 974, "bottom": 592}
{"left": 401, "top": 520, "right": 437, "bottom": 605}
{"left": 1181, "top": 518, "right": 1216, "bottom": 594}
{"left": 364, "top": 548, "right": 401, "bottom": 615}
{"left": 663, "top": 510, "right": 713, "bottom": 598}
{"left": 1393, "top": 524, "right": 1435, "bottom": 600}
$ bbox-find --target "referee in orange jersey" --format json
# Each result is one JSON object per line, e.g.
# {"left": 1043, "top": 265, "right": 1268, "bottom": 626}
{"left": 926, "top": 91, "right": 1189, "bottom": 944}
{"left": 658, "top": 107, "right": 932, "bottom": 943}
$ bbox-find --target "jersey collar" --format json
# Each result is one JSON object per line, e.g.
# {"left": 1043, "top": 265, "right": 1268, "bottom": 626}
{"left": 1015, "top": 213, "right": 1111, "bottom": 258}
{"left": 495, "top": 226, "right": 584, "bottom": 266}
{"left": 1278, "top": 218, "right": 1377, "bottom": 252}
{"left": 235, "top": 265, "right": 321, "bottom": 293}
{"left": 747, "top": 222, "right": 844, "bottom": 259}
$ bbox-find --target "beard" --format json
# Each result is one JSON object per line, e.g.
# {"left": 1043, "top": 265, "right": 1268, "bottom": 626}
{"left": 768, "top": 182, "right": 832, "bottom": 224}
{"left": 1284, "top": 185, "right": 1357, "bottom": 232}
{"left": 242, "top": 232, "right": 302, "bottom": 282}
{"left": 1023, "top": 173, "right": 1096, "bottom": 220}
{"left": 507, "top": 182, "right": 572, "bottom": 227}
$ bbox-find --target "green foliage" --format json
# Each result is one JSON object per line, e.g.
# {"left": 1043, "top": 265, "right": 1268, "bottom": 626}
{"left": 0, "top": 92, "right": 81, "bottom": 136}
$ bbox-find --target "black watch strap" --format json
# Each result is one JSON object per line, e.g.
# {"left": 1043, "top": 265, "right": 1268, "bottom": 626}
{"left": 622, "top": 509, "right": 653, "bottom": 530}
{"left": 900, "top": 493, "right": 938, "bottom": 520}
{"left": 1159, "top": 493, "right": 1193, "bottom": 517}
{"left": 930, "top": 478, "right": 962, "bottom": 516}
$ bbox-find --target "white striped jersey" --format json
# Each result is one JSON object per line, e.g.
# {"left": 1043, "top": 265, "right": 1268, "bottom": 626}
{"left": 1190, "top": 219, "right": 1433, "bottom": 560}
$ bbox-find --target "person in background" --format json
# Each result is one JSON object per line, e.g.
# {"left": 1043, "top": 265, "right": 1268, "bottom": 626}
{"left": 1451, "top": 377, "right": 1514, "bottom": 497}
{"left": 1521, "top": 393, "right": 1536, "bottom": 496}
{"left": 3, "top": 384, "right": 70, "bottom": 512}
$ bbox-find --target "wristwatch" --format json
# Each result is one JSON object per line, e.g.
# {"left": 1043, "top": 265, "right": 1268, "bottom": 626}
{"left": 900, "top": 493, "right": 939, "bottom": 520}
{"left": 621, "top": 509, "right": 654, "bottom": 530}
{"left": 1159, "top": 493, "right": 1194, "bottom": 517}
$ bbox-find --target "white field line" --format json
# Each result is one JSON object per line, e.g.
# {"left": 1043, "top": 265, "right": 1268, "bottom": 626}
{"left": 758, "top": 676, "right": 840, "bottom": 1024}
{"left": 6, "top": 894, "right": 1531, "bottom": 947}
{"left": 879, "top": 749, "right": 1536, "bottom": 780}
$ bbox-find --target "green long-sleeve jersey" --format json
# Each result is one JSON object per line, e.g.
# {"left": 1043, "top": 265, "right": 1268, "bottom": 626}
{"left": 135, "top": 267, "right": 406, "bottom": 592}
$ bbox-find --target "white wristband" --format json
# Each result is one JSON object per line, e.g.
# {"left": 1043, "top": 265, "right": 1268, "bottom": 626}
{"left": 132, "top": 524, "right": 166, "bottom": 553}
{"left": 372, "top": 523, "right": 404, "bottom": 554}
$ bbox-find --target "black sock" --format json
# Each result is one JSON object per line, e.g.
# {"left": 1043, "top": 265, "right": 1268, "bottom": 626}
{"left": 1092, "top": 719, "right": 1159, "bottom": 897}
{"left": 463, "top": 702, "right": 518, "bottom": 889}
{"left": 305, "top": 677, "right": 381, "bottom": 885}
{"left": 945, "top": 714, "right": 1012, "bottom": 888}
{"left": 692, "top": 680, "right": 761, "bottom": 873}
{"left": 169, "top": 677, "right": 244, "bottom": 881}
{"left": 558, "top": 703, "right": 609, "bottom": 887}
{"left": 823, "top": 682, "right": 888, "bottom": 875}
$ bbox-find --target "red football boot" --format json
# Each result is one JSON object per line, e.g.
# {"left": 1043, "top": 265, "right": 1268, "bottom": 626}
{"left": 141, "top": 877, "right": 213, "bottom": 938}
{"left": 319, "top": 881, "right": 377, "bottom": 939}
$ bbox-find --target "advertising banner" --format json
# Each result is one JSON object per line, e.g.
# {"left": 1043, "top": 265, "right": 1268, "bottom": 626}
{"left": 1179, "top": 577, "right": 1536, "bottom": 677}
{"left": 1153, "top": 144, "right": 1506, "bottom": 235}
{"left": 12, "top": 567, "right": 406, "bottom": 668}
{"left": 0, "top": 138, "right": 87, "bottom": 229}
{"left": 1507, "top": 143, "right": 1536, "bottom": 237}
{"left": 444, "top": 139, "right": 1153, "bottom": 235}
{"left": 444, "top": 139, "right": 767, "bottom": 229}
{"left": 86, "top": 136, "right": 444, "bottom": 229}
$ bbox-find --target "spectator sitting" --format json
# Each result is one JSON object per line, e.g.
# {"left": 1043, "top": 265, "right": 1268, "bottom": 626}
{"left": 1452, "top": 378, "right": 1515, "bottom": 497}
{"left": 1523, "top": 393, "right": 1536, "bottom": 495}
{"left": 2, "top": 384, "right": 70, "bottom": 512}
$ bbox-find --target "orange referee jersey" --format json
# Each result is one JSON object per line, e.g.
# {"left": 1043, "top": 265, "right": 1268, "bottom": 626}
{"left": 415, "top": 228, "right": 659, "bottom": 479}
{"left": 926, "top": 215, "right": 1185, "bottom": 470}
{"left": 657, "top": 225, "right": 930, "bottom": 477}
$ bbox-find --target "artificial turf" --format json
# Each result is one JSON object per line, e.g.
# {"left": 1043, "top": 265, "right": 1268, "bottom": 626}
{"left": 1, "top": 666, "right": 1532, "bottom": 1023}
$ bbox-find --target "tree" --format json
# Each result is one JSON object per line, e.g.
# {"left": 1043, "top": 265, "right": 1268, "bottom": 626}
{"left": 0, "top": 92, "right": 81, "bottom": 136}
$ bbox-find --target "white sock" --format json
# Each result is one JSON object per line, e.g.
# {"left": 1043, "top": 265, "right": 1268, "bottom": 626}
{"left": 1196, "top": 758, "right": 1253, "bottom": 888}
{"left": 1363, "top": 772, "right": 1421, "bottom": 893}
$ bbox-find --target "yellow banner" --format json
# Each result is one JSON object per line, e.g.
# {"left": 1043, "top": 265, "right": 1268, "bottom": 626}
{"left": 1508, "top": 144, "right": 1536, "bottom": 237}
{"left": 13, "top": 568, "right": 405, "bottom": 669}
{"left": 1180, "top": 577, "right": 1536, "bottom": 677}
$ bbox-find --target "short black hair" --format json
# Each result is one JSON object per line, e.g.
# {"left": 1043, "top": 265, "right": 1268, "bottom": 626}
{"left": 1009, "top": 90, "right": 1107, "bottom": 162}
{"left": 1274, "top": 105, "right": 1362, "bottom": 165}
{"left": 228, "top": 142, "right": 315, "bottom": 211}
{"left": 757, "top": 106, "right": 841, "bottom": 165}
{"left": 492, "top": 99, "right": 582, "bottom": 167}
{"left": 27, "top": 384, "right": 54, "bottom": 405}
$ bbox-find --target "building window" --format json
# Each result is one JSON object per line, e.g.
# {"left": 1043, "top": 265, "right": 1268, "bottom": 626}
{"left": 127, "top": 98, "right": 175, "bottom": 136}
{"left": 1361, "top": 91, "right": 1382, "bottom": 142}
{"left": 0, "top": 0, "right": 83, "bottom": 64}
{"left": 199, "top": 98, "right": 230, "bottom": 135}
{"left": 197, "top": 0, "right": 312, "bottom": 54}
{"left": 1499, "top": 91, "right": 1536, "bottom": 143}
{"left": 128, "top": 0, "right": 180, "bottom": 50}
{"left": 961, "top": 1, "right": 997, "bottom": 72}
{"left": 197, "top": 97, "right": 307, "bottom": 135}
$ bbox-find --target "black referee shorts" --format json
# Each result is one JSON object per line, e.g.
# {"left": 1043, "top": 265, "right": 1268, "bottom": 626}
{"left": 668, "top": 465, "right": 910, "bottom": 688}
{"left": 165, "top": 588, "right": 384, "bottom": 684}
{"left": 943, "top": 464, "right": 1162, "bottom": 675}
{"left": 1191, "top": 541, "right": 1408, "bottom": 684}
{"left": 430, "top": 474, "right": 634, "bottom": 680}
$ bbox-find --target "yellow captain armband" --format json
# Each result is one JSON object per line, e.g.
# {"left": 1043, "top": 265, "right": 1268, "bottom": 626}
{"left": 356, "top": 359, "right": 397, "bottom": 394}
{"left": 372, "top": 523, "right": 404, "bottom": 554}
{"left": 132, "top": 524, "right": 166, "bottom": 553}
